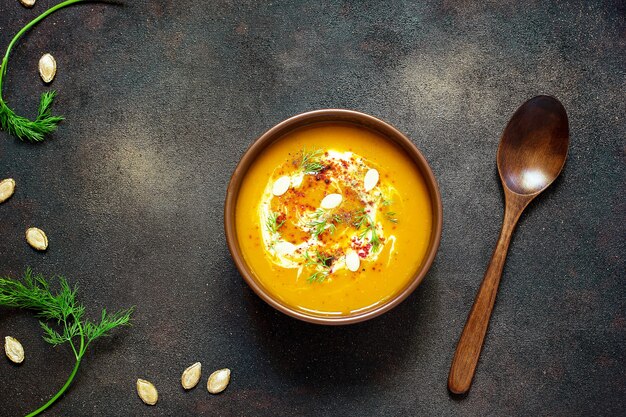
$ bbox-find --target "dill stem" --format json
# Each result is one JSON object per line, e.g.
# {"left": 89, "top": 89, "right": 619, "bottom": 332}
{"left": 25, "top": 355, "right": 82, "bottom": 417}
{"left": 25, "top": 312, "right": 86, "bottom": 416}
{"left": 0, "top": 0, "right": 86, "bottom": 101}
{"left": 67, "top": 329, "right": 79, "bottom": 359}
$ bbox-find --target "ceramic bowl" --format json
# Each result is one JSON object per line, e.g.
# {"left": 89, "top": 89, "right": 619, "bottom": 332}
{"left": 224, "top": 109, "right": 442, "bottom": 325}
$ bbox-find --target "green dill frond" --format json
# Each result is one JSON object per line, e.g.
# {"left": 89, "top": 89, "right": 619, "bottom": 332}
{"left": 265, "top": 211, "right": 285, "bottom": 234}
{"left": 303, "top": 250, "right": 317, "bottom": 268}
{"left": 84, "top": 307, "right": 135, "bottom": 346}
{"left": 385, "top": 211, "right": 398, "bottom": 223}
{"left": 315, "top": 251, "right": 332, "bottom": 267}
{"left": 352, "top": 208, "right": 382, "bottom": 253}
{"left": 369, "top": 228, "right": 381, "bottom": 252}
{"left": 304, "top": 250, "right": 332, "bottom": 283}
{"left": 0, "top": 267, "right": 67, "bottom": 320}
{"left": 306, "top": 208, "right": 341, "bottom": 239}
{"left": 304, "top": 250, "right": 332, "bottom": 268}
{"left": 352, "top": 208, "right": 369, "bottom": 229}
{"left": 0, "top": 268, "right": 133, "bottom": 357}
{"left": 40, "top": 321, "right": 67, "bottom": 346}
{"left": 300, "top": 148, "right": 324, "bottom": 173}
{"left": 358, "top": 224, "right": 381, "bottom": 252}
{"left": 307, "top": 209, "right": 328, "bottom": 239}
{"left": 307, "top": 270, "right": 329, "bottom": 283}
{"left": 0, "top": 87, "right": 64, "bottom": 143}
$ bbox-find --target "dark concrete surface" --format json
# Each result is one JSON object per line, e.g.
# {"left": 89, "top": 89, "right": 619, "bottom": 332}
{"left": 0, "top": 0, "right": 624, "bottom": 415}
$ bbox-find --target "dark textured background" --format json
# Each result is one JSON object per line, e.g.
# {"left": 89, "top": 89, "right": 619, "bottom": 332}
{"left": 0, "top": 0, "right": 624, "bottom": 416}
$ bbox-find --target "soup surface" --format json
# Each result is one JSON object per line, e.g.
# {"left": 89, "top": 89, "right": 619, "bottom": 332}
{"left": 236, "top": 123, "right": 432, "bottom": 316}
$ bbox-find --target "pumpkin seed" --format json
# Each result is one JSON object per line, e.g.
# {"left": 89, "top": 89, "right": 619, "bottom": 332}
{"left": 272, "top": 176, "right": 290, "bottom": 196}
{"left": 363, "top": 169, "right": 379, "bottom": 192}
{"left": 19, "top": 0, "right": 36, "bottom": 8}
{"left": 291, "top": 173, "right": 304, "bottom": 188}
{"left": 207, "top": 368, "right": 231, "bottom": 394}
{"left": 345, "top": 250, "right": 360, "bottom": 272}
{"left": 274, "top": 240, "right": 296, "bottom": 256}
{"left": 38, "top": 53, "right": 57, "bottom": 83}
{"left": 181, "top": 362, "right": 202, "bottom": 390}
{"left": 4, "top": 336, "right": 24, "bottom": 364}
{"left": 320, "top": 193, "right": 342, "bottom": 209}
{"left": 0, "top": 178, "right": 16, "bottom": 204}
{"left": 25, "top": 227, "right": 48, "bottom": 251}
{"left": 136, "top": 379, "right": 158, "bottom": 405}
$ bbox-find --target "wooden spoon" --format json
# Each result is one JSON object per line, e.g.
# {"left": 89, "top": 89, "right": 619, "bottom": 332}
{"left": 448, "top": 95, "right": 569, "bottom": 395}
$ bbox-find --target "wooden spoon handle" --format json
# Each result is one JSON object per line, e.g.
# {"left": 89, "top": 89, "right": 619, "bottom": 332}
{"left": 448, "top": 206, "right": 521, "bottom": 395}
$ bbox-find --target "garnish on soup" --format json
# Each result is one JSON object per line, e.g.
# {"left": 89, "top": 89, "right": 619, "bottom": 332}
{"left": 260, "top": 149, "right": 398, "bottom": 283}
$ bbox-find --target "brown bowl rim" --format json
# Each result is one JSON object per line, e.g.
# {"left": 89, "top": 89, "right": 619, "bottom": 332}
{"left": 224, "top": 109, "right": 443, "bottom": 325}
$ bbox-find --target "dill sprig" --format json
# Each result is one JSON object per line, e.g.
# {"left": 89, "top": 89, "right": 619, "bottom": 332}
{"left": 0, "top": 268, "right": 134, "bottom": 416}
{"left": 0, "top": 0, "right": 102, "bottom": 142}
{"left": 265, "top": 211, "right": 285, "bottom": 234}
{"left": 353, "top": 208, "right": 381, "bottom": 253}
{"left": 307, "top": 270, "right": 329, "bottom": 283}
{"left": 306, "top": 208, "right": 342, "bottom": 239}
{"left": 300, "top": 148, "right": 324, "bottom": 174}
{"left": 385, "top": 211, "right": 398, "bottom": 223}
{"left": 352, "top": 209, "right": 368, "bottom": 229}
{"left": 304, "top": 250, "right": 332, "bottom": 283}
{"left": 307, "top": 209, "right": 329, "bottom": 239}
{"left": 360, "top": 224, "right": 381, "bottom": 253}
{"left": 0, "top": 92, "right": 64, "bottom": 142}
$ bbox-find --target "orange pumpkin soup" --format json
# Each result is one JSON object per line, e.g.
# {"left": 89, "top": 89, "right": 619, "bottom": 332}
{"left": 236, "top": 123, "right": 432, "bottom": 316}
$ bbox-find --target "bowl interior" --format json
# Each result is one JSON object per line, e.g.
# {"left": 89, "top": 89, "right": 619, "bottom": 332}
{"left": 225, "top": 109, "right": 442, "bottom": 325}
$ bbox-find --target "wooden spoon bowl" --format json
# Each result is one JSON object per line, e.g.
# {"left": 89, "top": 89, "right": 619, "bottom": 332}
{"left": 497, "top": 96, "right": 570, "bottom": 195}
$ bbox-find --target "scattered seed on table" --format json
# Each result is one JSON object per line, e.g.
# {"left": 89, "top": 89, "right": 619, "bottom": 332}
{"left": 207, "top": 368, "right": 231, "bottom": 394}
{"left": 136, "top": 379, "right": 158, "bottom": 405}
{"left": 181, "top": 362, "right": 202, "bottom": 390}
{"left": 4, "top": 336, "right": 24, "bottom": 364}
{"left": 38, "top": 53, "right": 56, "bottom": 83}
{"left": 0, "top": 178, "right": 16, "bottom": 204}
{"left": 25, "top": 227, "right": 48, "bottom": 251}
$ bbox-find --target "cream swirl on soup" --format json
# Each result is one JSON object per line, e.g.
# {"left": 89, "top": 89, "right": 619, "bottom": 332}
{"left": 259, "top": 149, "right": 399, "bottom": 283}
